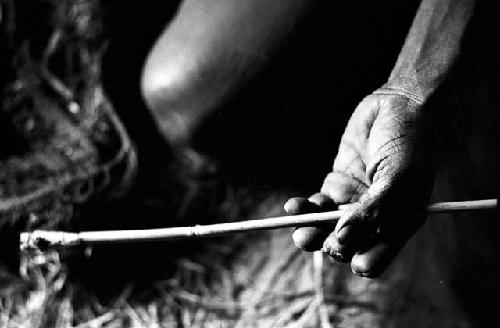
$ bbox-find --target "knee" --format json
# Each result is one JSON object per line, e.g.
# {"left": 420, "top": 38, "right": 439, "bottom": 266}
{"left": 141, "top": 50, "right": 189, "bottom": 113}
{"left": 141, "top": 52, "right": 198, "bottom": 146}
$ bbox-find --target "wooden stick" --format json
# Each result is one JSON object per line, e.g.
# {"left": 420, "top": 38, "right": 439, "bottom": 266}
{"left": 20, "top": 199, "right": 497, "bottom": 251}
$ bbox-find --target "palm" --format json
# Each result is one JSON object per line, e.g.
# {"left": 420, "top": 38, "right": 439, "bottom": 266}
{"left": 328, "top": 93, "right": 421, "bottom": 205}
{"left": 287, "top": 90, "right": 436, "bottom": 277}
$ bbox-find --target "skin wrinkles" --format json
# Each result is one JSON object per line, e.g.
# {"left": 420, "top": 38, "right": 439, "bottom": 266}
{"left": 368, "top": 135, "right": 411, "bottom": 177}
{"left": 321, "top": 172, "right": 367, "bottom": 204}
{"left": 138, "top": 0, "right": 475, "bottom": 279}
{"left": 288, "top": 88, "right": 433, "bottom": 275}
{"left": 283, "top": 0, "right": 474, "bottom": 277}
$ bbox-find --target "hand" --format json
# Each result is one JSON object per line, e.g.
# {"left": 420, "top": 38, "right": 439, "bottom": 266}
{"left": 285, "top": 87, "right": 436, "bottom": 277}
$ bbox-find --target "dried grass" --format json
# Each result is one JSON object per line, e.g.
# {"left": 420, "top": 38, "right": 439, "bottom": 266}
{"left": 0, "top": 190, "right": 336, "bottom": 328}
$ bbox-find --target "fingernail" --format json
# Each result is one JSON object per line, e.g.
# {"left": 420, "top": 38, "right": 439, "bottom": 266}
{"left": 352, "top": 268, "right": 370, "bottom": 277}
{"left": 336, "top": 225, "right": 352, "bottom": 244}
{"left": 321, "top": 243, "right": 347, "bottom": 262}
{"left": 331, "top": 251, "right": 345, "bottom": 262}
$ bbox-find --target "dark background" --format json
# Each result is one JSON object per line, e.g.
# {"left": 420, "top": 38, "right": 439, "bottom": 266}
{"left": 100, "top": 0, "right": 423, "bottom": 191}
{"left": 1, "top": 2, "right": 497, "bottom": 323}
{"left": 73, "top": 0, "right": 427, "bottom": 293}
{"left": 90, "top": 1, "right": 499, "bottom": 306}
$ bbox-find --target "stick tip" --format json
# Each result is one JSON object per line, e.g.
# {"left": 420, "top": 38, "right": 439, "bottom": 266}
{"left": 20, "top": 230, "right": 80, "bottom": 252}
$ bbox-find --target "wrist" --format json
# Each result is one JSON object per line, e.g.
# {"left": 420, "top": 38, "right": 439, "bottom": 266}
{"left": 380, "top": 76, "right": 438, "bottom": 104}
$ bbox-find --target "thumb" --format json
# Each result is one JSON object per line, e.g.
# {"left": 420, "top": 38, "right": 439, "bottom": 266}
{"left": 334, "top": 179, "right": 389, "bottom": 237}
{"left": 321, "top": 179, "right": 390, "bottom": 260}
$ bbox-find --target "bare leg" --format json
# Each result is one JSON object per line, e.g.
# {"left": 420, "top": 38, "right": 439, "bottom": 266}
{"left": 141, "top": 0, "right": 312, "bottom": 148}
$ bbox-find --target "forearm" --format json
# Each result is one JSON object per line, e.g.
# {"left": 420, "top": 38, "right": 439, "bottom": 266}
{"left": 385, "top": 0, "right": 475, "bottom": 101}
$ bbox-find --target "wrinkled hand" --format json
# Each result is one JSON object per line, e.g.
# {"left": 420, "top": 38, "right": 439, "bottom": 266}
{"left": 285, "top": 87, "right": 435, "bottom": 278}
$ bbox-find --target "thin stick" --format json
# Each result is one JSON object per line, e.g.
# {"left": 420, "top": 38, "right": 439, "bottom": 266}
{"left": 20, "top": 199, "right": 497, "bottom": 250}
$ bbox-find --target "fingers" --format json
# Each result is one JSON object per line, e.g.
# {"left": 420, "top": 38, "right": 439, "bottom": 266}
{"left": 284, "top": 194, "right": 336, "bottom": 252}
{"left": 320, "top": 172, "right": 367, "bottom": 204}
{"left": 357, "top": 213, "right": 426, "bottom": 277}
{"left": 332, "top": 181, "right": 386, "bottom": 235}
{"left": 350, "top": 241, "right": 396, "bottom": 278}
{"left": 326, "top": 183, "right": 425, "bottom": 277}
{"left": 287, "top": 173, "right": 423, "bottom": 278}
{"left": 308, "top": 193, "right": 337, "bottom": 209}
{"left": 321, "top": 224, "right": 367, "bottom": 263}
{"left": 283, "top": 196, "right": 317, "bottom": 215}
{"left": 350, "top": 221, "right": 417, "bottom": 278}
{"left": 321, "top": 195, "right": 380, "bottom": 263}
{"left": 286, "top": 172, "right": 370, "bottom": 259}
